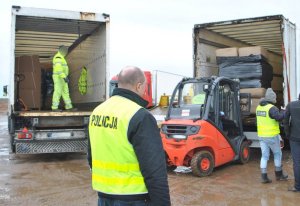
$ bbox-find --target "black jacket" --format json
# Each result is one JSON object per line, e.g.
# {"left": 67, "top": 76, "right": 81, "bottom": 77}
{"left": 283, "top": 100, "right": 300, "bottom": 142}
{"left": 87, "top": 88, "right": 170, "bottom": 206}
{"left": 259, "top": 100, "right": 284, "bottom": 121}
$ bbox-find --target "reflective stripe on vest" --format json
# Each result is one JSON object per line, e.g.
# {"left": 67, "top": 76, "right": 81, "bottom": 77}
{"left": 52, "top": 52, "right": 69, "bottom": 77}
{"left": 89, "top": 96, "right": 148, "bottom": 195}
{"left": 256, "top": 104, "right": 280, "bottom": 137}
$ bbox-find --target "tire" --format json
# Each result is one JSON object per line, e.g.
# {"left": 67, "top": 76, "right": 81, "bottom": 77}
{"left": 165, "top": 152, "right": 176, "bottom": 171}
{"left": 238, "top": 141, "right": 250, "bottom": 164}
{"left": 8, "top": 116, "right": 15, "bottom": 153}
{"left": 9, "top": 134, "right": 15, "bottom": 154}
{"left": 191, "top": 150, "right": 214, "bottom": 177}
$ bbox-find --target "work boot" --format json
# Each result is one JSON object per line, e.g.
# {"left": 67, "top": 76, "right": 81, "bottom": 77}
{"left": 288, "top": 186, "right": 300, "bottom": 192}
{"left": 275, "top": 170, "right": 288, "bottom": 181}
{"left": 261, "top": 173, "right": 272, "bottom": 183}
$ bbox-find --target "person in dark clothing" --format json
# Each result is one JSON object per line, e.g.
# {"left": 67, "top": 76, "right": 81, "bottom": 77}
{"left": 256, "top": 88, "right": 288, "bottom": 183}
{"left": 88, "top": 66, "right": 171, "bottom": 206}
{"left": 284, "top": 93, "right": 300, "bottom": 192}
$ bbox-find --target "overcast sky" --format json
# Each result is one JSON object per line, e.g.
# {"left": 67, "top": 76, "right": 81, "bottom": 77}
{"left": 0, "top": 0, "right": 299, "bottom": 96}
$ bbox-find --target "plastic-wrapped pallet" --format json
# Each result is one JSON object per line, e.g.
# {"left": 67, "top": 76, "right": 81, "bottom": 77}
{"left": 216, "top": 55, "right": 273, "bottom": 89}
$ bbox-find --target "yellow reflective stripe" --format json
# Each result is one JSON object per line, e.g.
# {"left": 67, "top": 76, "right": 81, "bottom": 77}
{"left": 257, "top": 125, "right": 278, "bottom": 130}
{"left": 53, "top": 63, "right": 67, "bottom": 66}
{"left": 92, "top": 174, "right": 145, "bottom": 185}
{"left": 92, "top": 160, "right": 140, "bottom": 172}
{"left": 53, "top": 71, "right": 63, "bottom": 74}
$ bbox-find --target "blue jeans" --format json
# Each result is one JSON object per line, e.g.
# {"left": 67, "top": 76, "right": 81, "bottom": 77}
{"left": 98, "top": 197, "right": 148, "bottom": 206}
{"left": 259, "top": 135, "right": 282, "bottom": 173}
{"left": 290, "top": 140, "right": 300, "bottom": 190}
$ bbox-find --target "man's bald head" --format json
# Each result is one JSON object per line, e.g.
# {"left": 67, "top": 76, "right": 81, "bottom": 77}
{"left": 118, "top": 66, "right": 146, "bottom": 97}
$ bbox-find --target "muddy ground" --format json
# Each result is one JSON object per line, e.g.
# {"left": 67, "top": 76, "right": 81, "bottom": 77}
{"left": 0, "top": 112, "right": 300, "bottom": 206}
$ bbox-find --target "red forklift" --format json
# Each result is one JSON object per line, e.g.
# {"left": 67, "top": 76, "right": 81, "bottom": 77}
{"left": 161, "top": 76, "right": 250, "bottom": 176}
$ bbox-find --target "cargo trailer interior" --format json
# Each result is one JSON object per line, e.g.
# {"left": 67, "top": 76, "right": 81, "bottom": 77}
{"left": 10, "top": 6, "right": 109, "bottom": 113}
{"left": 193, "top": 15, "right": 297, "bottom": 147}
{"left": 193, "top": 15, "right": 297, "bottom": 108}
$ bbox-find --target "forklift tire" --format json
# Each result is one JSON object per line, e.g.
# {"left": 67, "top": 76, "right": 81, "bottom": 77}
{"left": 238, "top": 141, "right": 250, "bottom": 164}
{"left": 191, "top": 150, "right": 214, "bottom": 177}
{"left": 165, "top": 152, "right": 176, "bottom": 171}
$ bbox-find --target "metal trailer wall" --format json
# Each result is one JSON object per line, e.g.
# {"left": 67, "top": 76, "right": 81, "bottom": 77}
{"left": 68, "top": 24, "right": 108, "bottom": 104}
{"left": 282, "top": 18, "right": 297, "bottom": 103}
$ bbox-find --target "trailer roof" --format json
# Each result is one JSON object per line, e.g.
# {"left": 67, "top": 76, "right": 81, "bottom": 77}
{"left": 194, "top": 15, "right": 295, "bottom": 55}
{"left": 13, "top": 6, "right": 108, "bottom": 62}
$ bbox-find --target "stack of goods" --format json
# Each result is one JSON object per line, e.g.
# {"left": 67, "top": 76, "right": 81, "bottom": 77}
{"left": 216, "top": 46, "right": 273, "bottom": 115}
{"left": 240, "top": 88, "right": 266, "bottom": 114}
{"left": 216, "top": 46, "right": 273, "bottom": 89}
{"left": 41, "top": 62, "right": 54, "bottom": 110}
{"left": 15, "top": 55, "right": 41, "bottom": 110}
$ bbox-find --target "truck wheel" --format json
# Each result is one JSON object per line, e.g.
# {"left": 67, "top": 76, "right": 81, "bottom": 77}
{"left": 238, "top": 141, "right": 250, "bottom": 164}
{"left": 191, "top": 151, "right": 214, "bottom": 177}
{"left": 9, "top": 134, "right": 15, "bottom": 154}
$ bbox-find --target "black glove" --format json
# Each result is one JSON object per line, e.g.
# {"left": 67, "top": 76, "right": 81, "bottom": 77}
{"left": 64, "top": 77, "right": 70, "bottom": 83}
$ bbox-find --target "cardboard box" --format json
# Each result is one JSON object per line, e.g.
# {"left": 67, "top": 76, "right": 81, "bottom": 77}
{"left": 40, "top": 62, "right": 53, "bottom": 70}
{"left": 19, "top": 89, "right": 41, "bottom": 109}
{"left": 15, "top": 55, "right": 42, "bottom": 110}
{"left": 238, "top": 46, "right": 268, "bottom": 59}
{"left": 19, "top": 72, "right": 41, "bottom": 90}
{"left": 15, "top": 55, "right": 41, "bottom": 73}
{"left": 271, "top": 77, "right": 283, "bottom": 91}
{"left": 240, "top": 88, "right": 266, "bottom": 98}
{"left": 215, "top": 47, "right": 238, "bottom": 57}
{"left": 250, "top": 98, "right": 261, "bottom": 114}
{"left": 269, "top": 62, "right": 283, "bottom": 75}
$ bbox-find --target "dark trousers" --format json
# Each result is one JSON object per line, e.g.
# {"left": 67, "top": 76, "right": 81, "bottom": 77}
{"left": 290, "top": 140, "right": 300, "bottom": 190}
{"left": 98, "top": 197, "right": 148, "bottom": 206}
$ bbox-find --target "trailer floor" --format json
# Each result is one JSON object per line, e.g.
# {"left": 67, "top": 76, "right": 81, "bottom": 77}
{"left": 0, "top": 114, "right": 299, "bottom": 206}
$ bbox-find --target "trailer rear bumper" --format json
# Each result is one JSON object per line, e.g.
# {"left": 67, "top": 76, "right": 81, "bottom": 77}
{"left": 15, "top": 139, "right": 88, "bottom": 154}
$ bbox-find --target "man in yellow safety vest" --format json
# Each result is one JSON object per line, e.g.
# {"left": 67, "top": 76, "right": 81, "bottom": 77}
{"left": 256, "top": 88, "right": 288, "bottom": 183}
{"left": 51, "top": 45, "right": 75, "bottom": 111}
{"left": 88, "top": 66, "right": 170, "bottom": 206}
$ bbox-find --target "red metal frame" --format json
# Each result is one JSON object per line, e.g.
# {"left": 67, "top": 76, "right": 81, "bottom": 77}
{"left": 161, "top": 119, "right": 236, "bottom": 168}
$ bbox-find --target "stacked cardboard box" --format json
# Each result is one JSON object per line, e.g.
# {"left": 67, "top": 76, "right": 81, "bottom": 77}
{"left": 15, "top": 55, "right": 41, "bottom": 110}
{"left": 216, "top": 46, "right": 273, "bottom": 115}
{"left": 216, "top": 46, "right": 273, "bottom": 89}
{"left": 240, "top": 88, "right": 266, "bottom": 114}
{"left": 41, "top": 63, "right": 53, "bottom": 110}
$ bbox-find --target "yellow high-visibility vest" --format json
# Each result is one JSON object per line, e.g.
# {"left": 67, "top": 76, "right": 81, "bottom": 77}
{"left": 78, "top": 67, "right": 87, "bottom": 95}
{"left": 89, "top": 96, "right": 148, "bottom": 195}
{"left": 192, "top": 93, "right": 205, "bottom": 104}
{"left": 52, "top": 52, "right": 68, "bottom": 79}
{"left": 256, "top": 104, "right": 280, "bottom": 137}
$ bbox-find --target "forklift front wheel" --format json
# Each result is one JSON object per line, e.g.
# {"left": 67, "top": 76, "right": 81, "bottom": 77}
{"left": 238, "top": 141, "right": 250, "bottom": 164}
{"left": 191, "top": 150, "right": 214, "bottom": 177}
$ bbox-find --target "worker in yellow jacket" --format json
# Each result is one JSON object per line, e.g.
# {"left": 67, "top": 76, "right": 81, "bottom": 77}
{"left": 88, "top": 66, "right": 170, "bottom": 205}
{"left": 256, "top": 88, "right": 287, "bottom": 183}
{"left": 51, "top": 45, "right": 74, "bottom": 111}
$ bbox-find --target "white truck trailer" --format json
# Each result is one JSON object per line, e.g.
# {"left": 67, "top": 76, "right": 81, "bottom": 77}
{"left": 8, "top": 6, "right": 110, "bottom": 154}
{"left": 193, "top": 15, "right": 298, "bottom": 147}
